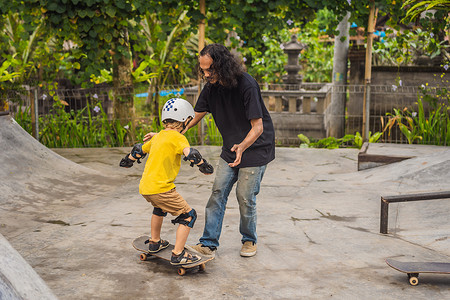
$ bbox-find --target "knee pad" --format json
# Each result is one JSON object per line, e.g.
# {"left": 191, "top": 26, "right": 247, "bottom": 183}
{"left": 171, "top": 208, "right": 197, "bottom": 228}
{"left": 153, "top": 207, "right": 167, "bottom": 217}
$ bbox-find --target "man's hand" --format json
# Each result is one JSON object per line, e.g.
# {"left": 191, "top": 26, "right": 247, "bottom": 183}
{"left": 228, "top": 118, "right": 263, "bottom": 168}
{"left": 143, "top": 132, "right": 157, "bottom": 142}
{"left": 229, "top": 144, "right": 244, "bottom": 167}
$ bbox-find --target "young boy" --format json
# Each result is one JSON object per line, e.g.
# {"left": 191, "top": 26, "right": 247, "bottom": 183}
{"left": 120, "top": 98, "right": 214, "bottom": 265}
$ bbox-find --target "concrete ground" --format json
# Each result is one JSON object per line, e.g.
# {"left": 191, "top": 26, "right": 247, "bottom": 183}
{"left": 1, "top": 114, "right": 450, "bottom": 299}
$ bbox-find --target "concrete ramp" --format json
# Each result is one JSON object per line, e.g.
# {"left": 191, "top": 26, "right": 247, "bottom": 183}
{"left": 313, "top": 146, "right": 450, "bottom": 257}
{"left": 1, "top": 113, "right": 449, "bottom": 299}
{"left": 0, "top": 114, "right": 109, "bottom": 210}
{"left": 0, "top": 114, "right": 98, "bottom": 191}
{"left": 0, "top": 114, "right": 122, "bottom": 299}
{"left": 327, "top": 146, "right": 450, "bottom": 190}
{"left": 0, "top": 233, "right": 57, "bottom": 300}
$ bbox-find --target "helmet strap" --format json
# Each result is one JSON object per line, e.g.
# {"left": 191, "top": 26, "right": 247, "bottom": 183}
{"left": 180, "top": 118, "right": 192, "bottom": 133}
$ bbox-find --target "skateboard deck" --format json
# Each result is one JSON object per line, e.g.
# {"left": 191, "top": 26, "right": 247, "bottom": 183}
{"left": 132, "top": 235, "right": 214, "bottom": 276}
{"left": 386, "top": 258, "right": 450, "bottom": 285}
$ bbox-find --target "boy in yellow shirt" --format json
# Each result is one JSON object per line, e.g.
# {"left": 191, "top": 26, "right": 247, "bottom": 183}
{"left": 120, "top": 98, "right": 214, "bottom": 265}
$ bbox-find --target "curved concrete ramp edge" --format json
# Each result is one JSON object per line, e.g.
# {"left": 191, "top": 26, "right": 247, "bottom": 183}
{"left": 0, "top": 233, "right": 57, "bottom": 300}
{"left": 0, "top": 114, "right": 99, "bottom": 177}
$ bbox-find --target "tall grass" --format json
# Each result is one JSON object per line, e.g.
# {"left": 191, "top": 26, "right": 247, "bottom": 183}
{"left": 13, "top": 105, "right": 33, "bottom": 133}
{"left": 384, "top": 90, "right": 450, "bottom": 146}
{"left": 203, "top": 114, "right": 222, "bottom": 145}
{"left": 14, "top": 101, "right": 222, "bottom": 148}
{"left": 37, "top": 101, "right": 131, "bottom": 147}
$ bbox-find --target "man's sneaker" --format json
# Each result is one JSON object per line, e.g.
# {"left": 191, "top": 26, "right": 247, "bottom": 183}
{"left": 240, "top": 241, "right": 257, "bottom": 257}
{"left": 146, "top": 239, "right": 169, "bottom": 253}
{"left": 170, "top": 250, "right": 201, "bottom": 265}
{"left": 185, "top": 244, "right": 216, "bottom": 257}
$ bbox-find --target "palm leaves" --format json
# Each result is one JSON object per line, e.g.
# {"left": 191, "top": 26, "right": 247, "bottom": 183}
{"left": 403, "top": 0, "right": 450, "bottom": 22}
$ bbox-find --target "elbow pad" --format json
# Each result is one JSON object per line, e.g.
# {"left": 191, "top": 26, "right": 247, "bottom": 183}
{"left": 183, "top": 148, "right": 202, "bottom": 167}
{"left": 130, "top": 143, "right": 146, "bottom": 164}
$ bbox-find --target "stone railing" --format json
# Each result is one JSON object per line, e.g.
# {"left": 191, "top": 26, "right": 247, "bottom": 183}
{"left": 185, "top": 83, "right": 332, "bottom": 146}
{"left": 261, "top": 83, "right": 332, "bottom": 113}
{"left": 261, "top": 83, "right": 332, "bottom": 145}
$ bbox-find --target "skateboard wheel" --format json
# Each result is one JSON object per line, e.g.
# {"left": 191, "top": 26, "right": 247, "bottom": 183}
{"left": 409, "top": 277, "right": 419, "bottom": 286}
{"left": 199, "top": 263, "right": 206, "bottom": 272}
{"left": 140, "top": 253, "right": 148, "bottom": 261}
{"left": 177, "top": 268, "right": 186, "bottom": 276}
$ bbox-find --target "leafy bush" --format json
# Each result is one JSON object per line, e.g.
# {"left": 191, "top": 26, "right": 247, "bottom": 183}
{"left": 238, "top": 9, "right": 334, "bottom": 84}
{"left": 298, "top": 131, "right": 382, "bottom": 149}
{"left": 14, "top": 100, "right": 218, "bottom": 148}
{"left": 37, "top": 101, "right": 131, "bottom": 148}
{"left": 373, "top": 28, "right": 449, "bottom": 66}
{"left": 384, "top": 84, "right": 450, "bottom": 145}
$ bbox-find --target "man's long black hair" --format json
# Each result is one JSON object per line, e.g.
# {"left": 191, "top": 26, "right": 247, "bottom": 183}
{"left": 199, "top": 43, "right": 244, "bottom": 88}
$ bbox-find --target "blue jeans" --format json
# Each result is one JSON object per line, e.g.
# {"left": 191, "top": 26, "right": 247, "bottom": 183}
{"left": 199, "top": 158, "right": 267, "bottom": 249}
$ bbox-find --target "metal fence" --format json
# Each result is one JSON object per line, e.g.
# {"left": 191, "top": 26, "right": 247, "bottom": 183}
{"left": 5, "top": 82, "right": 449, "bottom": 147}
{"left": 344, "top": 84, "right": 448, "bottom": 145}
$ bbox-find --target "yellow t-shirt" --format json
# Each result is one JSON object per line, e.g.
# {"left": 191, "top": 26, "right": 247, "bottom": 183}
{"left": 139, "top": 130, "right": 190, "bottom": 195}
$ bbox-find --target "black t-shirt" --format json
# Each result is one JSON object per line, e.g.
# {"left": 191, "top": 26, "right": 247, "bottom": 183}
{"left": 195, "top": 72, "right": 275, "bottom": 168}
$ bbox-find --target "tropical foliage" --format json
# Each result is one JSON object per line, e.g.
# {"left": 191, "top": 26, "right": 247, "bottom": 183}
{"left": 2, "top": 0, "right": 449, "bottom": 147}
{"left": 298, "top": 131, "right": 382, "bottom": 149}
{"left": 403, "top": 0, "right": 450, "bottom": 23}
{"left": 383, "top": 81, "right": 450, "bottom": 145}
{"left": 373, "top": 28, "right": 449, "bottom": 66}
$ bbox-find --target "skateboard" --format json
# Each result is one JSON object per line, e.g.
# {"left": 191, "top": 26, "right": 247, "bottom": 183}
{"left": 386, "top": 258, "right": 450, "bottom": 286}
{"left": 132, "top": 235, "right": 214, "bottom": 276}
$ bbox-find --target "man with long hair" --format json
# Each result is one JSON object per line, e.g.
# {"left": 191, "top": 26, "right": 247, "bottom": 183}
{"left": 184, "top": 43, "right": 275, "bottom": 257}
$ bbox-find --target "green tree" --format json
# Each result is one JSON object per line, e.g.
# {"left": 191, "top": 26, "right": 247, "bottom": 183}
{"left": 138, "top": 9, "right": 199, "bottom": 122}
{"left": 403, "top": 0, "right": 450, "bottom": 22}
{"left": 21, "top": 0, "right": 161, "bottom": 141}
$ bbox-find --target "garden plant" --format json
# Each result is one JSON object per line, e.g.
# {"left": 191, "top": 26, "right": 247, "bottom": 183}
{"left": 0, "top": 1, "right": 449, "bottom": 148}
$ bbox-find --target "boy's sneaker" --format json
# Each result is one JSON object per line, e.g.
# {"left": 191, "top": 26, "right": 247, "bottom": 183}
{"left": 146, "top": 239, "right": 169, "bottom": 253}
{"left": 170, "top": 250, "right": 201, "bottom": 265}
{"left": 240, "top": 241, "right": 257, "bottom": 257}
{"left": 185, "top": 244, "right": 216, "bottom": 257}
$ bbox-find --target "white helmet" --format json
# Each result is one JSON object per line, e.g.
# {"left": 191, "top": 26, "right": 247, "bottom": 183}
{"left": 161, "top": 98, "right": 195, "bottom": 122}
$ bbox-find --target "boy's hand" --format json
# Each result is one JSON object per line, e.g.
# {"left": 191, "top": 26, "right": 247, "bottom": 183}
{"left": 120, "top": 154, "right": 135, "bottom": 168}
{"left": 198, "top": 159, "right": 214, "bottom": 175}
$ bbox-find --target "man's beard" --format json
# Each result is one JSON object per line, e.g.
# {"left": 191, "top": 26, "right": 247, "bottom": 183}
{"left": 205, "top": 77, "right": 220, "bottom": 85}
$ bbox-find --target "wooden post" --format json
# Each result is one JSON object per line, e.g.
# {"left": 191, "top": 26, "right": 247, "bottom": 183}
{"left": 380, "top": 197, "right": 389, "bottom": 234}
{"left": 0, "top": 97, "right": 5, "bottom": 112}
{"left": 197, "top": 0, "right": 206, "bottom": 144}
{"left": 30, "top": 88, "right": 36, "bottom": 138}
{"left": 362, "top": 1, "right": 378, "bottom": 142}
{"left": 30, "top": 88, "right": 39, "bottom": 140}
{"left": 198, "top": 0, "right": 205, "bottom": 57}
